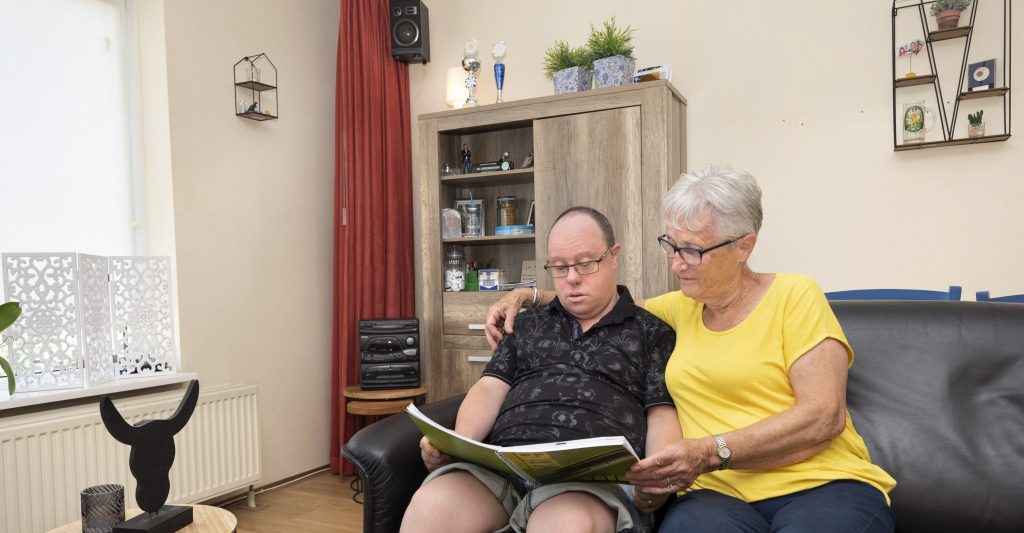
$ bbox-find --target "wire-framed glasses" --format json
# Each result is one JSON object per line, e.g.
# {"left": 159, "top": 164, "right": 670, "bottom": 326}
{"left": 657, "top": 235, "right": 739, "bottom": 266}
{"left": 544, "top": 247, "right": 612, "bottom": 278}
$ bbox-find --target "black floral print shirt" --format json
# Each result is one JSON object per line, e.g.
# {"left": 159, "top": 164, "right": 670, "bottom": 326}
{"left": 483, "top": 286, "right": 675, "bottom": 456}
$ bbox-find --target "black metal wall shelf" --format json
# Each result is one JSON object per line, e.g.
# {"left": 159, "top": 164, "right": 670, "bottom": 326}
{"left": 892, "top": 0, "right": 1011, "bottom": 150}
{"left": 234, "top": 53, "right": 278, "bottom": 121}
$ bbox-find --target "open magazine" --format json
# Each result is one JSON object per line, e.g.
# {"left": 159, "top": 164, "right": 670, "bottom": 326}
{"left": 406, "top": 404, "right": 639, "bottom": 487}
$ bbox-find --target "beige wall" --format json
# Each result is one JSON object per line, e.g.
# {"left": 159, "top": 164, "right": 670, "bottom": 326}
{"left": 161, "top": 0, "right": 338, "bottom": 484}
{"left": 409, "top": 0, "right": 1023, "bottom": 300}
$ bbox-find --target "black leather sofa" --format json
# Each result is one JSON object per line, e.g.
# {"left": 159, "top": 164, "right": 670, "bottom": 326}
{"left": 343, "top": 301, "right": 1024, "bottom": 532}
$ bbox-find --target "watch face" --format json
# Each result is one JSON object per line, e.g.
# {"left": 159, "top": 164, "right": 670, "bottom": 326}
{"left": 718, "top": 446, "right": 732, "bottom": 459}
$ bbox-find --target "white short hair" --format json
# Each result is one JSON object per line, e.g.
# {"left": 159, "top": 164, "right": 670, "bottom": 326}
{"left": 662, "top": 164, "right": 763, "bottom": 239}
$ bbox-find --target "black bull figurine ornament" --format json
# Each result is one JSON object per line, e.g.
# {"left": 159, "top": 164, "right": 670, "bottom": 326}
{"left": 99, "top": 379, "right": 199, "bottom": 530}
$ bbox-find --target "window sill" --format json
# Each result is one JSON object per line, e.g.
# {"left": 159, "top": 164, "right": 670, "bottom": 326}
{"left": 0, "top": 372, "right": 198, "bottom": 413}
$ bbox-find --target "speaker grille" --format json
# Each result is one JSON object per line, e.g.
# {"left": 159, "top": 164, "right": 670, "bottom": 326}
{"left": 393, "top": 19, "right": 419, "bottom": 47}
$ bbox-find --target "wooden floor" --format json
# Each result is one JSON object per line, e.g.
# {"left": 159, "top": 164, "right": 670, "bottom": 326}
{"left": 228, "top": 471, "right": 364, "bottom": 532}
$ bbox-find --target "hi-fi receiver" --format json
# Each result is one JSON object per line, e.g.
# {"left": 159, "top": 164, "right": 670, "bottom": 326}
{"left": 359, "top": 318, "right": 420, "bottom": 390}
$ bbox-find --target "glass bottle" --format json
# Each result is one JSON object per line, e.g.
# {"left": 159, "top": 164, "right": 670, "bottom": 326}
{"left": 444, "top": 246, "right": 466, "bottom": 292}
{"left": 464, "top": 206, "right": 482, "bottom": 237}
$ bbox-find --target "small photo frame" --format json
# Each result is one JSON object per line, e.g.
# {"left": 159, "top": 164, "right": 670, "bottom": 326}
{"left": 527, "top": 200, "right": 535, "bottom": 227}
{"left": 968, "top": 59, "right": 995, "bottom": 91}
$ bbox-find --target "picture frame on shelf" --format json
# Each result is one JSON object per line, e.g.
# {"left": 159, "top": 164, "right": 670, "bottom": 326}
{"left": 527, "top": 200, "right": 535, "bottom": 227}
{"left": 968, "top": 59, "right": 995, "bottom": 91}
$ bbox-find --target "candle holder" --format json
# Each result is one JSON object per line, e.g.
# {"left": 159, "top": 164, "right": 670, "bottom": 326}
{"left": 81, "top": 484, "right": 125, "bottom": 533}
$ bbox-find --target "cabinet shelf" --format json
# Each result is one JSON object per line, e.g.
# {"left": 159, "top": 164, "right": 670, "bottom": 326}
{"left": 958, "top": 87, "right": 1009, "bottom": 100}
{"left": 235, "top": 111, "right": 278, "bottom": 121}
{"left": 895, "top": 75, "right": 937, "bottom": 88}
{"left": 441, "top": 168, "right": 534, "bottom": 187}
{"left": 928, "top": 25, "right": 972, "bottom": 42}
{"left": 234, "top": 80, "right": 276, "bottom": 92}
{"left": 443, "top": 234, "right": 535, "bottom": 246}
{"left": 894, "top": 133, "right": 1010, "bottom": 151}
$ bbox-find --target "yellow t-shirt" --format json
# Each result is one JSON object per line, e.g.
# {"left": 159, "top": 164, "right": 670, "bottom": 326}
{"left": 645, "top": 273, "right": 896, "bottom": 503}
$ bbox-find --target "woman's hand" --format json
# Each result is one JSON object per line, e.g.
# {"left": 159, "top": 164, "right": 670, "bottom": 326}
{"left": 484, "top": 289, "right": 530, "bottom": 351}
{"left": 627, "top": 438, "right": 715, "bottom": 495}
{"left": 419, "top": 436, "right": 452, "bottom": 472}
{"left": 633, "top": 485, "right": 671, "bottom": 513}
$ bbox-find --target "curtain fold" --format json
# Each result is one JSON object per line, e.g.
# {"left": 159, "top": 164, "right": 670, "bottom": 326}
{"left": 331, "top": 0, "right": 414, "bottom": 475}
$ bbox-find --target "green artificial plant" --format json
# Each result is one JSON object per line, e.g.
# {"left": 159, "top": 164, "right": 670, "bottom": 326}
{"left": 586, "top": 17, "right": 636, "bottom": 61}
{"left": 542, "top": 40, "right": 593, "bottom": 79}
{"left": 0, "top": 301, "right": 22, "bottom": 395}
{"left": 930, "top": 0, "right": 972, "bottom": 16}
{"left": 968, "top": 109, "right": 984, "bottom": 125}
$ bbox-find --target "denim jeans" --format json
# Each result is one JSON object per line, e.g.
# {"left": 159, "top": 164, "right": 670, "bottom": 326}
{"left": 658, "top": 480, "right": 894, "bottom": 533}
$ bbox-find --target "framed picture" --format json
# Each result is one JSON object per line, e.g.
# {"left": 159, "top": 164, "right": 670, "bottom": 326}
{"left": 633, "top": 64, "right": 673, "bottom": 83}
{"left": 527, "top": 200, "right": 535, "bottom": 227}
{"left": 968, "top": 59, "right": 995, "bottom": 91}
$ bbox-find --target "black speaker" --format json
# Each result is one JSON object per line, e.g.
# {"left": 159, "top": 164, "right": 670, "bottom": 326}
{"left": 389, "top": 0, "right": 429, "bottom": 64}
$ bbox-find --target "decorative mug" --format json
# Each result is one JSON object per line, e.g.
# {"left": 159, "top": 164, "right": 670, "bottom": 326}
{"left": 902, "top": 100, "right": 935, "bottom": 143}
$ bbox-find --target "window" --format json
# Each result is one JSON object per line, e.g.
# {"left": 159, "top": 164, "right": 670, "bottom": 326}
{"left": 0, "top": 0, "right": 141, "bottom": 255}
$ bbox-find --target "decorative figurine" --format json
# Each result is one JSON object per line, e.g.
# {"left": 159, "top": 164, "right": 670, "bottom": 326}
{"left": 100, "top": 379, "right": 200, "bottom": 531}
{"left": 521, "top": 148, "right": 534, "bottom": 169}
{"left": 492, "top": 41, "right": 507, "bottom": 103}
{"left": 462, "top": 39, "right": 481, "bottom": 107}
{"left": 245, "top": 101, "right": 258, "bottom": 113}
{"left": 461, "top": 144, "right": 471, "bottom": 174}
{"left": 499, "top": 152, "right": 513, "bottom": 171}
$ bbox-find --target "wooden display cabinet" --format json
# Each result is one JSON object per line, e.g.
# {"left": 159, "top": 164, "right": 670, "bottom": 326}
{"left": 418, "top": 81, "right": 687, "bottom": 401}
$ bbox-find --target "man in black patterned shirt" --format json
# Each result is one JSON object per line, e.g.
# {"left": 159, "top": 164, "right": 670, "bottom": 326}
{"left": 402, "top": 207, "right": 679, "bottom": 533}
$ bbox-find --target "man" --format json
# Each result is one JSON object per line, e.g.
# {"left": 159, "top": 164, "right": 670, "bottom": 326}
{"left": 401, "top": 206, "right": 679, "bottom": 533}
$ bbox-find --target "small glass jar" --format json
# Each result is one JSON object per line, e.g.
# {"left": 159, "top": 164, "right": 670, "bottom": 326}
{"left": 444, "top": 247, "right": 466, "bottom": 292}
{"left": 497, "top": 196, "right": 517, "bottom": 226}
{"left": 464, "top": 206, "right": 482, "bottom": 237}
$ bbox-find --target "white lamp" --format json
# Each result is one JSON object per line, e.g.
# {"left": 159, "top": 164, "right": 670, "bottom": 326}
{"left": 446, "top": 67, "right": 466, "bottom": 108}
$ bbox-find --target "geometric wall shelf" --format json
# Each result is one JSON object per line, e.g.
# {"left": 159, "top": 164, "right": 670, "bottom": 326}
{"left": 234, "top": 53, "right": 278, "bottom": 121}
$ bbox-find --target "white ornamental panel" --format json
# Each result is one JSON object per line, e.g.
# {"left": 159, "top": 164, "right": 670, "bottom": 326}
{"left": 1, "top": 253, "right": 85, "bottom": 391}
{"left": 109, "top": 256, "right": 177, "bottom": 377}
{"left": 79, "top": 254, "right": 116, "bottom": 386}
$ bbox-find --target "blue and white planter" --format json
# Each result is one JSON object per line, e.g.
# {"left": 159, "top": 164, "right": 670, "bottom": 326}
{"left": 553, "top": 66, "right": 593, "bottom": 94}
{"left": 593, "top": 55, "right": 635, "bottom": 89}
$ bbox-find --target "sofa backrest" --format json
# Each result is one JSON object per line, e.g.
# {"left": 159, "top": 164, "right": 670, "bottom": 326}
{"left": 834, "top": 301, "right": 1024, "bottom": 533}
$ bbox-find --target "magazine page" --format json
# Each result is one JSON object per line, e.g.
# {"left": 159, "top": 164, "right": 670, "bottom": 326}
{"left": 497, "top": 436, "right": 640, "bottom": 485}
{"left": 405, "top": 404, "right": 514, "bottom": 476}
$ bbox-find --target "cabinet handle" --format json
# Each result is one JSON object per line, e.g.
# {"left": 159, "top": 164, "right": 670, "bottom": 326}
{"left": 467, "top": 355, "right": 492, "bottom": 363}
{"left": 468, "top": 323, "right": 486, "bottom": 330}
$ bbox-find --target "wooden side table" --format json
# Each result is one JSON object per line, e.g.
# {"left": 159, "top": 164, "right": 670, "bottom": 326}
{"left": 343, "top": 384, "right": 428, "bottom": 502}
{"left": 47, "top": 504, "right": 237, "bottom": 533}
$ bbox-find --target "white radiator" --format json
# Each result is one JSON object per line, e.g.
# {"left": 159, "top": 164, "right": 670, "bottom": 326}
{"left": 0, "top": 383, "right": 261, "bottom": 533}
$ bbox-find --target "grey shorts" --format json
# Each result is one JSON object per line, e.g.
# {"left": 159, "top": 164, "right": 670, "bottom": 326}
{"left": 423, "top": 462, "right": 648, "bottom": 533}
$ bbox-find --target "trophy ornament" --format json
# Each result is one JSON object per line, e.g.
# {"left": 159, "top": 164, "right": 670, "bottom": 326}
{"left": 462, "top": 39, "right": 481, "bottom": 107}
{"left": 492, "top": 41, "right": 507, "bottom": 103}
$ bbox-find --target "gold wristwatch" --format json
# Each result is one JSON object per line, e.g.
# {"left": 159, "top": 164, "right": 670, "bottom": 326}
{"left": 713, "top": 434, "right": 732, "bottom": 470}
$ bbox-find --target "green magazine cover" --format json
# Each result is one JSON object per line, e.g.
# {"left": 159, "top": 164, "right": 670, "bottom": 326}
{"left": 406, "top": 404, "right": 640, "bottom": 487}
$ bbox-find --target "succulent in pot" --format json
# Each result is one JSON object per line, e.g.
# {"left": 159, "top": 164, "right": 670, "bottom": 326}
{"left": 930, "top": 0, "right": 972, "bottom": 30}
{"left": 587, "top": 17, "right": 637, "bottom": 89}
{"left": 967, "top": 109, "right": 985, "bottom": 138}
{"left": 543, "top": 40, "right": 593, "bottom": 94}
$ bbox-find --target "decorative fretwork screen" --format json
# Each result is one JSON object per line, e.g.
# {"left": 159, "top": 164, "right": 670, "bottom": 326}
{"left": 1, "top": 253, "right": 177, "bottom": 392}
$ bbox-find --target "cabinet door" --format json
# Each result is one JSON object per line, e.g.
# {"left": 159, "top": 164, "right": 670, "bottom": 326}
{"left": 439, "top": 337, "right": 493, "bottom": 399}
{"left": 533, "top": 106, "right": 645, "bottom": 293}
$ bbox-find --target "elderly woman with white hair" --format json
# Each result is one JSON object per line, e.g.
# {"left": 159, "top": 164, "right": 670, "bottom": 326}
{"left": 484, "top": 165, "right": 896, "bottom": 532}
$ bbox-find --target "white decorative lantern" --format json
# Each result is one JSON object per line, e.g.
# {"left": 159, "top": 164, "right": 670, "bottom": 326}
{"left": 1, "top": 253, "right": 177, "bottom": 392}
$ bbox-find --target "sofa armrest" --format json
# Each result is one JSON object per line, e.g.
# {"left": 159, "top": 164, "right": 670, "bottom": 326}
{"left": 342, "top": 394, "right": 465, "bottom": 533}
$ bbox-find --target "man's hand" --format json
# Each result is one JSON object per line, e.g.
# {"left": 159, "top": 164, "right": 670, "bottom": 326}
{"left": 419, "top": 436, "right": 451, "bottom": 472}
{"left": 484, "top": 289, "right": 530, "bottom": 351}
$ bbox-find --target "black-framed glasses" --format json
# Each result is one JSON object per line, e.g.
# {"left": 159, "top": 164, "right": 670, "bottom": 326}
{"left": 657, "top": 235, "right": 739, "bottom": 266}
{"left": 544, "top": 247, "right": 612, "bottom": 278}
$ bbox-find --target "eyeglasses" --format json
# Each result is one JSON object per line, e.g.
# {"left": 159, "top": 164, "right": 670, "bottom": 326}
{"left": 544, "top": 247, "right": 612, "bottom": 278}
{"left": 657, "top": 235, "right": 740, "bottom": 266}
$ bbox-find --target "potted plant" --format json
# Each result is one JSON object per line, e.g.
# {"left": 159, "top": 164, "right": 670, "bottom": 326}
{"left": 0, "top": 301, "right": 22, "bottom": 395}
{"left": 543, "top": 41, "right": 593, "bottom": 94}
{"left": 930, "top": 0, "right": 972, "bottom": 30}
{"left": 968, "top": 109, "right": 985, "bottom": 138}
{"left": 587, "top": 17, "right": 636, "bottom": 88}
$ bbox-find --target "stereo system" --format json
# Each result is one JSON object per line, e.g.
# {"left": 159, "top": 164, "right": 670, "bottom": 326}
{"left": 389, "top": 0, "right": 430, "bottom": 64}
{"left": 359, "top": 318, "right": 420, "bottom": 390}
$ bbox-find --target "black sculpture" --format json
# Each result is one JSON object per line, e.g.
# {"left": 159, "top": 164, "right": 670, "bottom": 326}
{"left": 100, "top": 379, "right": 199, "bottom": 532}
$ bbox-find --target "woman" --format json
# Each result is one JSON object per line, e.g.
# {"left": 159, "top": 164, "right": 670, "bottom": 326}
{"left": 484, "top": 165, "right": 896, "bottom": 532}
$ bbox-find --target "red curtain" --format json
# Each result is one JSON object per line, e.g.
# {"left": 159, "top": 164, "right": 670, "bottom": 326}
{"left": 331, "top": 0, "right": 415, "bottom": 475}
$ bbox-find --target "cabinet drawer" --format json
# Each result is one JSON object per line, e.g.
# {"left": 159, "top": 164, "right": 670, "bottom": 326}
{"left": 443, "top": 292, "right": 505, "bottom": 336}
